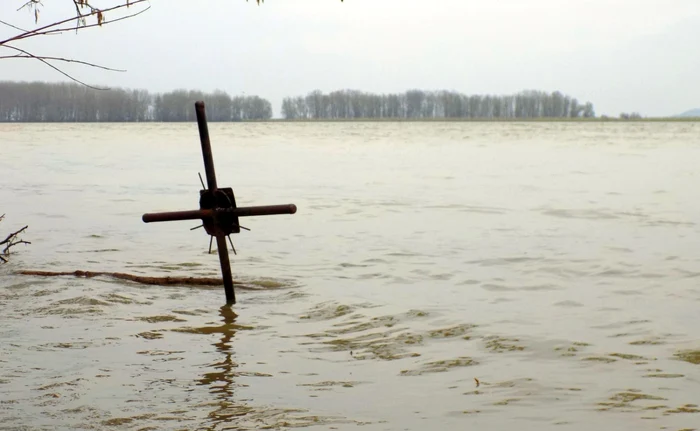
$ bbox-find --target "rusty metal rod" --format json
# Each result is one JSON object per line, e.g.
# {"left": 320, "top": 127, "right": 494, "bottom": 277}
{"left": 229, "top": 204, "right": 297, "bottom": 217}
{"left": 195, "top": 101, "right": 218, "bottom": 191}
{"left": 142, "top": 204, "right": 297, "bottom": 223}
{"left": 143, "top": 209, "right": 210, "bottom": 223}
{"left": 195, "top": 101, "right": 234, "bottom": 303}
{"left": 215, "top": 235, "right": 235, "bottom": 304}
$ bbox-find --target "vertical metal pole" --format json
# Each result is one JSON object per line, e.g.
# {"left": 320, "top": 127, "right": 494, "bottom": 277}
{"left": 215, "top": 236, "right": 235, "bottom": 304}
{"left": 194, "top": 101, "right": 236, "bottom": 304}
{"left": 195, "top": 101, "right": 218, "bottom": 191}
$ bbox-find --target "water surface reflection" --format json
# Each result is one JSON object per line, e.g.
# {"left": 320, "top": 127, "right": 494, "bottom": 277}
{"left": 196, "top": 305, "right": 243, "bottom": 427}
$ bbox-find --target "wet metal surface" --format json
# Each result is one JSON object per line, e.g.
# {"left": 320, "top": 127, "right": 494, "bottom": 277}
{"left": 1, "top": 121, "right": 700, "bottom": 430}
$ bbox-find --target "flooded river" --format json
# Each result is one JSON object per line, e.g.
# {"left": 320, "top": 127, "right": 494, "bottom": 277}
{"left": 1, "top": 121, "right": 699, "bottom": 430}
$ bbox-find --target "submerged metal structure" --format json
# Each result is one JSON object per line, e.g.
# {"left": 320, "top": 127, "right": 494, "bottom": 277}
{"left": 142, "top": 101, "right": 296, "bottom": 304}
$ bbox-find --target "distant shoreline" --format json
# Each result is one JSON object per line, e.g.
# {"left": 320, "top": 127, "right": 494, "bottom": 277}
{"left": 270, "top": 117, "right": 700, "bottom": 123}
{"left": 1, "top": 117, "right": 698, "bottom": 124}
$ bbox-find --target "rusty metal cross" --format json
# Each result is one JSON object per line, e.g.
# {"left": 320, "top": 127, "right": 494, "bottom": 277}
{"left": 141, "top": 102, "right": 297, "bottom": 304}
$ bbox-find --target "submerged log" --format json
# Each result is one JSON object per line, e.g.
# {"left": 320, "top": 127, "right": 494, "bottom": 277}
{"left": 17, "top": 270, "right": 234, "bottom": 287}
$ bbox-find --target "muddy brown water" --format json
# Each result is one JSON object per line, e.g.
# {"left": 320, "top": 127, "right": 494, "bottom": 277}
{"left": 1, "top": 121, "right": 699, "bottom": 430}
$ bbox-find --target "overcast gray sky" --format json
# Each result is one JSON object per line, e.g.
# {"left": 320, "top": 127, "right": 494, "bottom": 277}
{"left": 1, "top": 0, "right": 699, "bottom": 117}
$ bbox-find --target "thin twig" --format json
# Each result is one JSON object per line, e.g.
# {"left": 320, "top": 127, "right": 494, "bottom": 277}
{"left": 1, "top": 44, "right": 110, "bottom": 89}
{"left": 0, "top": 19, "right": 29, "bottom": 33}
{"left": 0, "top": 224, "right": 30, "bottom": 260}
{"left": 3, "top": 240, "right": 31, "bottom": 255}
{"left": 0, "top": 19, "right": 62, "bottom": 36}
{"left": 0, "top": 54, "right": 126, "bottom": 72}
{"left": 0, "top": 226, "right": 28, "bottom": 246}
{"left": 30, "top": 5, "right": 151, "bottom": 39}
{"left": 73, "top": 1, "right": 86, "bottom": 31}
{"left": 16, "top": 0, "right": 40, "bottom": 12}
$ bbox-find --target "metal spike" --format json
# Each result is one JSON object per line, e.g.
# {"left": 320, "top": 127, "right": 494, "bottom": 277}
{"left": 198, "top": 172, "right": 206, "bottom": 190}
{"left": 227, "top": 235, "right": 237, "bottom": 255}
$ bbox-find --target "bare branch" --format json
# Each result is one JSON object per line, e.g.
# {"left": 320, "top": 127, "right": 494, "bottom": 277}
{"left": 0, "top": 222, "right": 30, "bottom": 262}
{"left": 0, "top": 1, "right": 150, "bottom": 88}
{"left": 0, "top": 19, "right": 30, "bottom": 33}
{"left": 1, "top": 44, "right": 111, "bottom": 89}
{"left": 29, "top": 5, "right": 151, "bottom": 39}
{"left": 0, "top": 53, "right": 126, "bottom": 72}
{"left": 16, "top": 1, "right": 42, "bottom": 13}
{"left": 2, "top": 0, "right": 342, "bottom": 89}
{"left": 0, "top": 19, "right": 63, "bottom": 37}
{"left": 5, "top": 239, "right": 31, "bottom": 252}
{"left": 1, "top": 1, "right": 150, "bottom": 46}
{"left": 0, "top": 225, "right": 28, "bottom": 246}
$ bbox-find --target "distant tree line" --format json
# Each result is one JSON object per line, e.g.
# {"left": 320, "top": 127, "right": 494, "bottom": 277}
{"left": 618, "top": 112, "right": 643, "bottom": 120}
{"left": 282, "top": 89, "right": 595, "bottom": 120}
{"left": 0, "top": 82, "right": 273, "bottom": 122}
{"left": 0, "top": 81, "right": 597, "bottom": 122}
